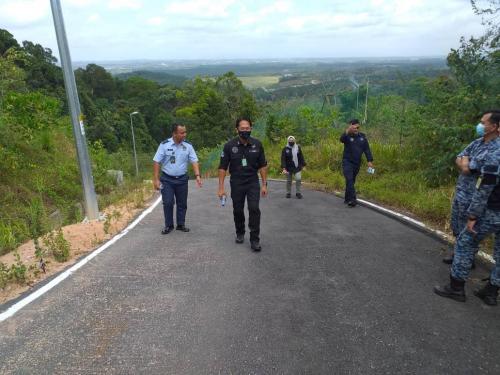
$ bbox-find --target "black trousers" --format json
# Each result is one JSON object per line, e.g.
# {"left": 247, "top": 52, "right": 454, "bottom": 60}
{"left": 230, "top": 180, "right": 261, "bottom": 242}
{"left": 342, "top": 161, "right": 360, "bottom": 203}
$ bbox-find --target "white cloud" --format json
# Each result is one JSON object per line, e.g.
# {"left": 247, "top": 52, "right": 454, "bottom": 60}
{"left": 65, "top": 0, "right": 99, "bottom": 7}
{"left": 108, "top": 0, "right": 142, "bottom": 10}
{"left": 165, "top": 0, "right": 235, "bottom": 18}
{"left": 87, "top": 13, "right": 101, "bottom": 23}
{"left": 285, "top": 13, "right": 367, "bottom": 32}
{"left": 147, "top": 16, "right": 165, "bottom": 26}
{"left": 260, "top": 1, "right": 291, "bottom": 16}
{"left": 237, "top": 1, "right": 292, "bottom": 27}
{"left": 0, "top": 0, "right": 49, "bottom": 26}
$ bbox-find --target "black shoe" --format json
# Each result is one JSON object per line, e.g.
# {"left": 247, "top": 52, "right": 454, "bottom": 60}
{"left": 235, "top": 234, "right": 244, "bottom": 244}
{"left": 442, "top": 254, "right": 453, "bottom": 264}
{"left": 250, "top": 241, "right": 262, "bottom": 252}
{"left": 347, "top": 201, "right": 357, "bottom": 207}
{"left": 161, "top": 226, "right": 174, "bottom": 235}
{"left": 176, "top": 225, "right": 190, "bottom": 232}
{"left": 296, "top": 193, "right": 303, "bottom": 199}
{"left": 433, "top": 275, "right": 466, "bottom": 302}
{"left": 286, "top": 193, "right": 291, "bottom": 198}
{"left": 474, "top": 281, "right": 499, "bottom": 306}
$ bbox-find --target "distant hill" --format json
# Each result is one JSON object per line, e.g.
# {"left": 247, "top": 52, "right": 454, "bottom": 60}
{"left": 115, "top": 70, "right": 187, "bottom": 86}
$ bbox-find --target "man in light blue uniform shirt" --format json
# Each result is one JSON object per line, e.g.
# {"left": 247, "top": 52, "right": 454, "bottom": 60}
{"left": 153, "top": 123, "right": 202, "bottom": 234}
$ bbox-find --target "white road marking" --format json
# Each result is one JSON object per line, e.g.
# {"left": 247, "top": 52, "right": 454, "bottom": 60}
{"left": 0, "top": 197, "right": 163, "bottom": 322}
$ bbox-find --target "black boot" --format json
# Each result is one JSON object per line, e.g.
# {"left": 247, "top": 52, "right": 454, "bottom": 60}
{"left": 442, "top": 253, "right": 453, "bottom": 264}
{"left": 474, "top": 281, "right": 499, "bottom": 306}
{"left": 433, "top": 275, "right": 466, "bottom": 302}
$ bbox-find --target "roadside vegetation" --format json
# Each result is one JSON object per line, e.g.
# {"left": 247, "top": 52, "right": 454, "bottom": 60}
{"left": 0, "top": 1, "right": 498, "bottom": 290}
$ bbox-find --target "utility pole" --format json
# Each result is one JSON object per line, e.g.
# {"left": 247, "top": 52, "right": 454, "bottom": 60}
{"left": 50, "top": 0, "right": 99, "bottom": 220}
{"left": 356, "top": 86, "right": 359, "bottom": 111}
{"left": 130, "top": 111, "right": 139, "bottom": 177}
{"left": 364, "top": 79, "right": 369, "bottom": 124}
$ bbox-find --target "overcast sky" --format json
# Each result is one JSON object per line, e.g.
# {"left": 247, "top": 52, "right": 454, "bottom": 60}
{"left": 0, "top": 0, "right": 488, "bottom": 61}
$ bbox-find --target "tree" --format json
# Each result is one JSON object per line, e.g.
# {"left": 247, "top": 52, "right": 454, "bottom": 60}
{"left": 0, "top": 29, "right": 19, "bottom": 56}
{"left": 20, "top": 41, "right": 63, "bottom": 95}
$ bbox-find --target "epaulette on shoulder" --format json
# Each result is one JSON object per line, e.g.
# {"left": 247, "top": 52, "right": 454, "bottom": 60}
{"left": 161, "top": 139, "right": 170, "bottom": 144}
{"left": 183, "top": 140, "right": 192, "bottom": 145}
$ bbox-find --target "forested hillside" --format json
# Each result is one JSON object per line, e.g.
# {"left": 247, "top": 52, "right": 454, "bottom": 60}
{"left": 0, "top": 29, "right": 258, "bottom": 254}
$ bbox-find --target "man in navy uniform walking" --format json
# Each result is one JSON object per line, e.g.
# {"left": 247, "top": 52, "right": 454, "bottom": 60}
{"left": 153, "top": 123, "right": 202, "bottom": 234}
{"left": 218, "top": 118, "right": 268, "bottom": 251}
{"left": 340, "top": 119, "right": 374, "bottom": 207}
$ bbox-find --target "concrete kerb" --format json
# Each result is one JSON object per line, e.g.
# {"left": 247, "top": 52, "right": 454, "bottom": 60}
{"left": 267, "top": 178, "right": 495, "bottom": 268}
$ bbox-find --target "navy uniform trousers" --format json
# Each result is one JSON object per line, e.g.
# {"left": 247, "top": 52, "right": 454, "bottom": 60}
{"left": 342, "top": 160, "right": 360, "bottom": 203}
{"left": 160, "top": 173, "right": 189, "bottom": 228}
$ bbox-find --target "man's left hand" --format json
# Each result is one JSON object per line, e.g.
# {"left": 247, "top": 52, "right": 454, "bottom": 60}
{"left": 261, "top": 184, "right": 268, "bottom": 197}
{"left": 196, "top": 176, "right": 203, "bottom": 188}
{"left": 466, "top": 218, "right": 477, "bottom": 234}
{"left": 367, "top": 162, "right": 374, "bottom": 168}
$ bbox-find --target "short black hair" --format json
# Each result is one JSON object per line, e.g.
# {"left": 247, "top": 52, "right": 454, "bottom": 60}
{"left": 235, "top": 117, "right": 253, "bottom": 128}
{"left": 482, "top": 110, "right": 500, "bottom": 127}
{"left": 349, "top": 119, "right": 360, "bottom": 125}
{"left": 171, "top": 123, "right": 185, "bottom": 134}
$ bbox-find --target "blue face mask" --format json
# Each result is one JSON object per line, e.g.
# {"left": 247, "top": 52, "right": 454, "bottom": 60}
{"left": 476, "top": 123, "right": 485, "bottom": 137}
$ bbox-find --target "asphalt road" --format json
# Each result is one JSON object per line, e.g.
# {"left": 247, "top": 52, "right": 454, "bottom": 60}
{"left": 1, "top": 179, "right": 499, "bottom": 374}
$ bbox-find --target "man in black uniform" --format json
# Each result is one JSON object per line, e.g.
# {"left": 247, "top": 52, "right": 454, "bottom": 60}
{"left": 218, "top": 118, "right": 268, "bottom": 251}
{"left": 340, "top": 119, "right": 374, "bottom": 207}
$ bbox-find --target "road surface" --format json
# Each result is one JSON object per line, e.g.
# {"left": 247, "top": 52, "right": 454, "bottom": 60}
{"left": 1, "top": 180, "right": 499, "bottom": 374}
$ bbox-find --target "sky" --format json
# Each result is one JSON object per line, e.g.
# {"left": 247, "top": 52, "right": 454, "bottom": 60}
{"left": 0, "top": 0, "right": 488, "bottom": 61}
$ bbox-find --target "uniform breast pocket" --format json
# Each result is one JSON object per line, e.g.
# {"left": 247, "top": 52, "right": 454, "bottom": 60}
{"left": 166, "top": 152, "right": 176, "bottom": 164}
{"left": 247, "top": 150, "right": 260, "bottom": 167}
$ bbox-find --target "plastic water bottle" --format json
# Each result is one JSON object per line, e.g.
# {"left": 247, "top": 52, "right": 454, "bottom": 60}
{"left": 367, "top": 167, "right": 375, "bottom": 175}
{"left": 220, "top": 195, "right": 227, "bottom": 207}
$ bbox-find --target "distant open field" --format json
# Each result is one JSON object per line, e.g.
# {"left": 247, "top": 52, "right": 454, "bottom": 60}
{"left": 239, "top": 75, "right": 280, "bottom": 89}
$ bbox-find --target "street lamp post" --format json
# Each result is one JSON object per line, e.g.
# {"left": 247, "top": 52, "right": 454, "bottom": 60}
{"left": 130, "top": 111, "right": 139, "bottom": 177}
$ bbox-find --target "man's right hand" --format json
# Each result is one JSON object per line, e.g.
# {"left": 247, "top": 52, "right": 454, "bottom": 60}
{"left": 154, "top": 179, "right": 161, "bottom": 190}
{"left": 282, "top": 168, "right": 288, "bottom": 174}
{"left": 218, "top": 188, "right": 226, "bottom": 199}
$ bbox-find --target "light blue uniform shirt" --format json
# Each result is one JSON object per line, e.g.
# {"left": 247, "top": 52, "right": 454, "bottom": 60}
{"left": 153, "top": 138, "right": 198, "bottom": 177}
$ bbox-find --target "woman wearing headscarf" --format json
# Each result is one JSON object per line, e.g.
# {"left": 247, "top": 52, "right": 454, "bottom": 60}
{"left": 281, "top": 135, "right": 306, "bottom": 199}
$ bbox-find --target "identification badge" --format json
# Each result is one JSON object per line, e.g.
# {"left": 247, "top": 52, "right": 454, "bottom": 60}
{"left": 170, "top": 155, "right": 176, "bottom": 164}
{"left": 476, "top": 177, "right": 482, "bottom": 189}
{"left": 242, "top": 158, "right": 247, "bottom": 167}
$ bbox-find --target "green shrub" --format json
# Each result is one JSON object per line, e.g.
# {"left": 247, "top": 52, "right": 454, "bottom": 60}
{"left": 43, "top": 228, "right": 70, "bottom": 263}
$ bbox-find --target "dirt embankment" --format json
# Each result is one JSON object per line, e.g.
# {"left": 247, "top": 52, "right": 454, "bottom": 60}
{"left": 0, "top": 188, "right": 159, "bottom": 305}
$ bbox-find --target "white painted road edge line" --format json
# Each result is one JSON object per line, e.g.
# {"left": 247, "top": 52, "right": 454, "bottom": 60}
{"left": 356, "top": 198, "right": 495, "bottom": 265}
{"left": 269, "top": 178, "right": 495, "bottom": 265}
{"left": 0, "top": 196, "right": 163, "bottom": 322}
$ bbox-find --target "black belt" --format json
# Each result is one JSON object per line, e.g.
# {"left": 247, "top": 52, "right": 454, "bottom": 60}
{"left": 162, "top": 172, "right": 187, "bottom": 179}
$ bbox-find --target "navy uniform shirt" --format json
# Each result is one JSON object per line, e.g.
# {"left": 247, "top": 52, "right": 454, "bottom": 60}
{"left": 153, "top": 138, "right": 198, "bottom": 177}
{"left": 219, "top": 137, "right": 267, "bottom": 185}
{"left": 340, "top": 132, "right": 373, "bottom": 165}
{"left": 468, "top": 145, "right": 500, "bottom": 217}
{"left": 454, "top": 137, "right": 491, "bottom": 199}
